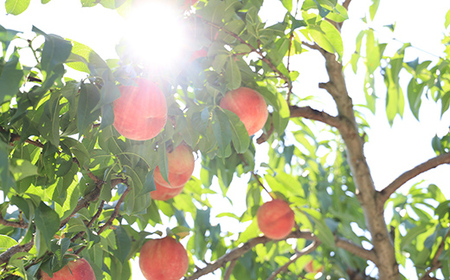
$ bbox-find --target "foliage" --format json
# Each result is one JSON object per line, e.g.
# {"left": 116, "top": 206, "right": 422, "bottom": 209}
{"left": 0, "top": 0, "right": 449, "bottom": 279}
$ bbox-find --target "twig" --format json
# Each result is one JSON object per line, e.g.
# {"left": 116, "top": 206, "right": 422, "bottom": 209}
{"left": 289, "top": 105, "right": 342, "bottom": 128}
{"left": 71, "top": 200, "right": 105, "bottom": 242}
{"left": 0, "top": 212, "right": 28, "bottom": 229}
{"left": 266, "top": 241, "right": 320, "bottom": 280}
{"left": 75, "top": 186, "right": 130, "bottom": 255}
{"left": 223, "top": 259, "right": 237, "bottom": 280}
{"left": 97, "top": 186, "right": 130, "bottom": 235}
{"left": 379, "top": 153, "right": 450, "bottom": 205}
{"left": 286, "top": 32, "right": 295, "bottom": 103}
{"left": 252, "top": 172, "right": 275, "bottom": 199}
{"left": 200, "top": 17, "right": 291, "bottom": 87}
{"left": 256, "top": 117, "right": 274, "bottom": 144}
{"left": 420, "top": 229, "right": 450, "bottom": 280}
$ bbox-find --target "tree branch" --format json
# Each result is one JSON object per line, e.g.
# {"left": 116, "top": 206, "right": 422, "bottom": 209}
{"left": 200, "top": 17, "right": 292, "bottom": 89}
{"left": 223, "top": 259, "right": 237, "bottom": 280}
{"left": 0, "top": 241, "right": 34, "bottom": 267}
{"left": 266, "top": 241, "right": 320, "bottom": 280}
{"left": 0, "top": 212, "right": 28, "bottom": 229}
{"left": 289, "top": 105, "right": 342, "bottom": 128}
{"left": 311, "top": 41, "right": 398, "bottom": 278}
{"left": 379, "top": 153, "right": 450, "bottom": 204}
{"left": 184, "top": 230, "right": 375, "bottom": 280}
{"left": 420, "top": 229, "right": 450, "bottom": 280}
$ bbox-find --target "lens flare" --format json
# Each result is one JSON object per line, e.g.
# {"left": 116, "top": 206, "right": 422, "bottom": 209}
{"left": 123, "top": 1, "right": 188, "bottom": 73}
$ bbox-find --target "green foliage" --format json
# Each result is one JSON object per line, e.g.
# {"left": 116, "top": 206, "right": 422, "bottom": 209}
{"left": 0, "top": 0, "right": 449, "bottom": 280}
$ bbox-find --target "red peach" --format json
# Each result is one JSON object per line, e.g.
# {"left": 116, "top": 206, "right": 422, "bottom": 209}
{"left": 113, "top": 78, "right": 167, "bottom": 141}
{"left": 219, "top": 87, "right": 268, "bottom": 136}
{"left": 257, "top": 199, "right": 295, "bottom": 240}
{"left": 40, "top": 258, "right": 95, "bottom": 280}
{"left": 151, "top": 181, "right": 185, "bottom": 201}
{"left": 153, "top": 144, "right": 195, "bottom": 188}
{"left": 139, "top": 236, "right": 189, "bottom": 280}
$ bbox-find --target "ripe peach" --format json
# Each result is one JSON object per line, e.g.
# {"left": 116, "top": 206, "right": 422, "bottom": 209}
{"left": 40, "top": 258, "right": 95, "bottom": 280}
{"left": 219, "top": 87, "right": 268, "bottom": 136}
{"left": 113, "top": 78, "right": 167, "bottom": 141}
{"left": 139, "top": 236, "right": 189, "bottom": 280}
{"left": 150, "top": 181, "right": 185, "bottom": 201}
{"left": 257, "top": 199, "right": 295, "bottom": 240}
{"left": 153, "top": 144, "right": 195, "bottom": 188}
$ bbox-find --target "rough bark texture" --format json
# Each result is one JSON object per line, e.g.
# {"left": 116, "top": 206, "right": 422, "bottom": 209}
{"left": 320, "top": 51, "right": 399, "bottom": 279}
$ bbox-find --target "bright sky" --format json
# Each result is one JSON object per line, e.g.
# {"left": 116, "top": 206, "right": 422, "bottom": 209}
{"left": 2, "top": 0, "right": 450, "bottom": 279}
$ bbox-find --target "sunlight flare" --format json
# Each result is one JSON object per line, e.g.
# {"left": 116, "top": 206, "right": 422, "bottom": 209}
{"left": 123, "top": 1, "right": 188, "bottom": 72}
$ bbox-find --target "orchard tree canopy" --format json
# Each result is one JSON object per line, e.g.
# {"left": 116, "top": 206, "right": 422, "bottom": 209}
{"left": 0, "top": 0, "right": 450, "bottom": 279}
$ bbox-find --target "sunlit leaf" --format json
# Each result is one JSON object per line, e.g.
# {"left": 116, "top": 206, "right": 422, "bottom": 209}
{"left": 5, "top": 0, "right": 30, "bottom": 15}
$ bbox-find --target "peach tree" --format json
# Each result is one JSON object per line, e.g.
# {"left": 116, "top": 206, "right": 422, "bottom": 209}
{"left": 1, "top": 0, "right": 450, "bottom": 279}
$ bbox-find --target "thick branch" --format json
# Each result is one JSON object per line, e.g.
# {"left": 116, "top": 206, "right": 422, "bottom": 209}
{"left": 266, "top": 242, "right": 320, "bottom": 280}
{"left": 314, "top": 45, "right": 398, "bottom": 278}
{"left": 289, "top": 105, "right": 342, "bottom": 128}
{"left": 379, "top": 153, "right": 450, "bottom": 204}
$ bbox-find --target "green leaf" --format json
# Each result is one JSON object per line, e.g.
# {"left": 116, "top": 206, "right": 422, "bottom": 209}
{"left": 0, "top": 142, "right": 14, "bottom": 194}
{"left": 0, "top": 235, "right": 18, "bottom": 252}
{"left": 32, "top": 27, "right": 72, "bottom": 75}
{"left": 306, "top": 20, "right": 343, "bottom": 58}
{"left": 407, "top": 79, "right": 425, "bottom": 120}
{"left": 369, "top": 0, "right": 380, "bottom": 21}
{"left": 302, "top": 208, "right": 335, "bottom": 247}
{"left": 77, "top": 83, "right": 101, "bottom": 136}
{"left": 446, "top": 9, "right": 450, "bottom": 29}
{"left": 35, "top": 202, "right": 60, "bottom": 249}
{"left": 0, "top": 25, "right": 20, "bottom": 53}
{"left": 41, "top": 0, "right": 51, "bottom": 3}
{"left": 225, "top": 56, "right": 242, "bottom": 90}
{"left": 281, "top": 0, "right": 292, "bottom": 12}
{"left": 5, "top": 0, "right": 31, "bottom": 15}
{"left": 114, "top": 226, "right": 131, "bottom": 263}
{"left": 223, "top": 110, "right": 249, "bottom": 154}
{"left": 93, "top": 80, "right": 121, "bottom": 113}
{"left": 66, "top": 40, "right": 110, "bottom": 77}
{"left": 0, "top": 53, "right": 23, "bottom": 103}
{"left": 212, "top": 108, "right": 232, "bottom": 153}
{"left": 366, "top": 29, "right": 380, "bottom": 74}
{"left": 80, "top": 0, "right": 98, "bottom": 7}
{"left": 9, "top": 159, "right": 38, "bottom": 181}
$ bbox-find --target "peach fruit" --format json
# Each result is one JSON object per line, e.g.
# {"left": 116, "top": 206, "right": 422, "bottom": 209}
{"left": 153, "top": 144, "right": 195, "bottom": 188}
{"left": 219, "top": 87, "right": 268, "bottom": 136}
{"left": 139, "top": 236, "right": 189, "bottom": 280}
{"left": 256, "top": 199, "right": 295, "bottom": 240}
{"left": 40, "top": 258, "right": 95, "bottom": 280}
{"left": 150, "top": 181, "right": 185, "bottom": 201}
{"left": 113, "top": 78, "right": 167, "bottom": 141}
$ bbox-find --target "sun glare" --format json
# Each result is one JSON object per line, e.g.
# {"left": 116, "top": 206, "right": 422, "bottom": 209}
{"left": 123, "top": 2, "right": 188, "bottom": 72}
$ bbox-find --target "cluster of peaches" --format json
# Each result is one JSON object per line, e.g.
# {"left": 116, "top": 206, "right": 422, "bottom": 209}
{"left": 38, "top": 2, "right": 318, "bottom": 280}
